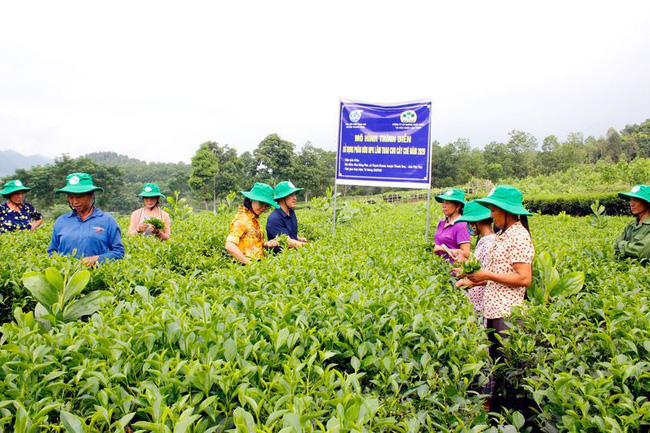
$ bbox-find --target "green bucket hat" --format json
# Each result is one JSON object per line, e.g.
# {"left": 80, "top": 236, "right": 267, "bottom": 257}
{"left": 0, "top": 179, "right": 32, "bottom": 196}
{"left": 457, "top": 200, "right": 492, "bottom": 223}
{"left": 618, "top": 184, "right": 650, "bottom": 204}
{"left": 138, "top": 183, "right": 166, "bottom": 199}
{"left": 475, "top": 185, "right": 532, "bottom": 216}
{"left": 274, "top": 180, "right": 304, "bottom": 200}
{"left": 435, "top": 188, "right": 466, "bottom": 204}
{"left": 240, "top": 183, "right": 280, "bottom": 209}
{"left": 55, "top": 173, "right": 104, "bottom": 194}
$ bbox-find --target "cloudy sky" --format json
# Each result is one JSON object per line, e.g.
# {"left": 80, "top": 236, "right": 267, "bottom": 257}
{"left": 1, "top": 0, "right": 649, "bottom": 163}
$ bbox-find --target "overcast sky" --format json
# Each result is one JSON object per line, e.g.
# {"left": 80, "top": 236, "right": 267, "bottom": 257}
{"left": 1, "top": 0, "right": 649, "bottom": 163}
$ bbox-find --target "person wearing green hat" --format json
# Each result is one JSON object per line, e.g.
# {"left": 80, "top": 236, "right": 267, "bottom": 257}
{"left": 614, "top": 184, "right": 650, "bottom": 261}
{"left": 128, "top": 183, "right": 171, "bottom": 240}
{"left": 460, "top": 185, "right": 534, "bottom": 412}
{"left": 454, "top": 200, "right": 496, "bottom": 314}
{"left": 433, "top": 188, "right": 471, "bottom": 263}
{"left": 266, "top": 181, "right": 309, "bottom": 252}
{"left": 225, "top": 183, "right": 281, "bottom": 265}
{"left": 47, "top": 173, "right": 124, "bottom": 267}
{"left": 0, "top": 179, "right": 43, "bottom": 234}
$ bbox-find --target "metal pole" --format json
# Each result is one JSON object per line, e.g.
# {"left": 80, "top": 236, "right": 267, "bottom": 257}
{"left": 425, "top": 186, "right": 431, "bottom": 242}
{"left": 331, "top": 182, "right": 338, "bottom": 237}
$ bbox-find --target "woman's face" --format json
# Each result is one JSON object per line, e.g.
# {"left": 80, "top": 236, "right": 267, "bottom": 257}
{"left": 441, "top": 200, "right": 460, "bottom": 217}
{"left": 8, "top": 191, "right": 26, "bottom": 205}
{"left": 68, "top": 193, "right": 93, "bottom": 214}
{"left": 489, "top": 204, "right": 506, "bottom": 228}
{"left": 143, "top": 197, "right": 159, "bottom": 209}
{"left": 252, "top": 200, "right": 270, "bottom": 215}
{"left": 630, "top": 198, "right": 649, "bottom": 216}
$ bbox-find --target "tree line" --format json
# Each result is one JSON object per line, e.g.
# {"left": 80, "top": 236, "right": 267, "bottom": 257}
{"left": 3, "top": 119, "right": 649, "bottom": 213}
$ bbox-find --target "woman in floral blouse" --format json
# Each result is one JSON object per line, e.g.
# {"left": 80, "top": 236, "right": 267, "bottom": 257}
{"left": 0, "top": 180, "right": 43, "bottom": 234}
{"left": 460, "top": 185, "right": 534, "bottom": 411}
{"left": 225, "top": 183, "right": 280, "bottom": 265}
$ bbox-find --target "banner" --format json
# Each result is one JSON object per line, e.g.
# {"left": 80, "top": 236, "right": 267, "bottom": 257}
{"left": 336, "top": 99, "right": 432, "bottom": 189}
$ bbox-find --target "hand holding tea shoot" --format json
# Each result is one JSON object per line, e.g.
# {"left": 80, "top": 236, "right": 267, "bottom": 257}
{"left": 460, "top": 255, "right": 482, "bottom": 274}
{"left": 144, "top": 217, "right": 165, "bottom": 231}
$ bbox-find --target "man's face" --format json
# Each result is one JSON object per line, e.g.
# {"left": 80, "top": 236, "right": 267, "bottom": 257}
{"left": 68, "top": 193, "right": 93, "bottom": 214}
{"left": 284, "top": 193, "right": 297, "bottom": 209}
{"left": 630, "top": 198, "right": 648, "bottom": 216}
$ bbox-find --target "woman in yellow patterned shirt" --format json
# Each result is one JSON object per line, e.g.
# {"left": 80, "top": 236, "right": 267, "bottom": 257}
{"left": 225, "top": 183, "right": 280, "bottom": 264}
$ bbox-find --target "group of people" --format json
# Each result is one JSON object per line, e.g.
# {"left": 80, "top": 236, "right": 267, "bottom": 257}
{"left": 224, "top": 181, "right": 310, "bottom": 265}
{"left": 0, "top": 173, "right": 312, "bottom": 267}
{"left": 429, "top": 183, "right": 650, "bottom": 410}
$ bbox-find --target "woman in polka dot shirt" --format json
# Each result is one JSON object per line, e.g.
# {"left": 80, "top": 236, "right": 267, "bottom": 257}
{"left": 460, "top": 185, "right": 534, "bottom": 410}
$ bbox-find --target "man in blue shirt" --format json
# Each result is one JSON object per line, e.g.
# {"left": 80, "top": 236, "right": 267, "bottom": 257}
{"left": 266, "top": 181, "right": 309, "bottom": 252}
{"left": 48, "top": 173, "right": 124, "bottom": 267}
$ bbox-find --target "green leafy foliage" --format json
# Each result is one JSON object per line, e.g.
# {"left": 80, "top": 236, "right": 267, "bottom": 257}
{"left": 21, "top": 265, "right": 112, "bottom": 326}
{"left": 461, "top": 255, "right": 482, "bottom": 274}
{"left": 0, "top": 202, "right": 647, "bottom": 431}
{"left": 527, "top": 251, "right": 585, "bottom": 304}
{"left": 144, "top": 217, "right": 166, "bottom": 231}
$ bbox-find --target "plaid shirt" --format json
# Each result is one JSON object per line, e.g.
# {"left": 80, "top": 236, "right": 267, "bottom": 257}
{"left": 226, "top": 206, "right": 264, "bottom": 260}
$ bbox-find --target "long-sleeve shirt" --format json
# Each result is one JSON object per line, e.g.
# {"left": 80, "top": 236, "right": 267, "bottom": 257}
{"left": 48, "top": 208, "right": 124, "bottom": 262}
{"left": 614, "top": 218, "right": 650, "bottom": 262}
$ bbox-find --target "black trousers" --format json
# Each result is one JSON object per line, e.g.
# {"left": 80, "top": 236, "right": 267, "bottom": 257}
{"left": 485, "top": 318, "right": 510, "bottom": 412}
{"left": 486, "top": 318, "right": 509, "bottom": 361}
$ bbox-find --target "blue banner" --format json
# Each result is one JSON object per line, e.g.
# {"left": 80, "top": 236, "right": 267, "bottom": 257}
{"left": 336, "top": 100, "right": 432, "bottom": 188}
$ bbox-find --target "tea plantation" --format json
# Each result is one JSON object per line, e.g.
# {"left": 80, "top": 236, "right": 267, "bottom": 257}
{"left": 0, "top": 202, "right": 648, "bottom": 432}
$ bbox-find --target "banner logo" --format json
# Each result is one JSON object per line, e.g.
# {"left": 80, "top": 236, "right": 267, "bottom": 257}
{"left": 349, "top": 110, "right": 363, "bottom": 123}
{"left": 400, "top": 110, "right": 417, "bottom": 123}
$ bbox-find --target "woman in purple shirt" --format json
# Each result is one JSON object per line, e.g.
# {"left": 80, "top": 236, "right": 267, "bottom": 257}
{"left": 432, "top": 188, "right": 470, "bottom": 262}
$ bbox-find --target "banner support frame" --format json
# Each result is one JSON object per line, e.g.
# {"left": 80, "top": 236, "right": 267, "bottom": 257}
{"left": 425, "top": 186, "right": 432, "bottom": 243}
{"left": 332, "top": 182, "right": 338, "bottom": 237}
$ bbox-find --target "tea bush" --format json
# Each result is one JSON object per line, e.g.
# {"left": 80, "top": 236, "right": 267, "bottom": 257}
{"left": 0, "top": 204, "right": 648, "bottom": 431}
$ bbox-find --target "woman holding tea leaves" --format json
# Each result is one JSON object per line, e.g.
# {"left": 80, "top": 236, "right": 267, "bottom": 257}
{"left": 432, "top": 188, "right": 470, "bottom": 262}
{"left": 459, "top": 185, "right": 534, "bottom": 411}
{"left": 454, "top": 200, "right": 496, "bottom": 314}
{"left": 225, "top": 183, "right": 280, "bottom": 265}
{"left": 128, "top": 183, "right": 171, "bottom": 241}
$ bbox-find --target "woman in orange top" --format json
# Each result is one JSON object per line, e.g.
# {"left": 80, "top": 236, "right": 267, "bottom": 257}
{"left": 225, "top": 183, "right": 280, "bottom": 265}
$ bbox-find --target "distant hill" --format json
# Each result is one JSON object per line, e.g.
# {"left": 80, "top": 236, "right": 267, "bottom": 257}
{"left": 84, "top": 151, "right": 191, "bottom": 193}
{"left": 0, "top": 150, "right": 53, "bottom": 177}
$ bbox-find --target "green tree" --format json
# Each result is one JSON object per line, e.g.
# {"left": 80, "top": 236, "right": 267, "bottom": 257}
{"left": 253, "top": 134, "right": 296, "bottom": 184}
{"left": 506, "top": 130, "right": 537, "bottom": 178}
{"left": 621, "top": 118, "right": 650, "bottom": 158}
{"left": 293, "top": 142, "right": 336, "bottom": 201}
{"left": 484, "top": 141, "right": 513, "bottom": 180}
{"left": 9, "top": 155, "right": 127, "bottom": 212}
{"left": 188, "top": 142, "right": 220, "bottom": 211}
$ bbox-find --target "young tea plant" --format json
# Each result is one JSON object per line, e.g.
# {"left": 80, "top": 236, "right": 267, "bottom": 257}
{"left": 21, "top": 264, "right": 113, "bottom": 329}
{"left": 527, "top": 251, "right": 585, "bottom": 304}
{"left": 590, "top": 200, "right": 608, "bottom": 229}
